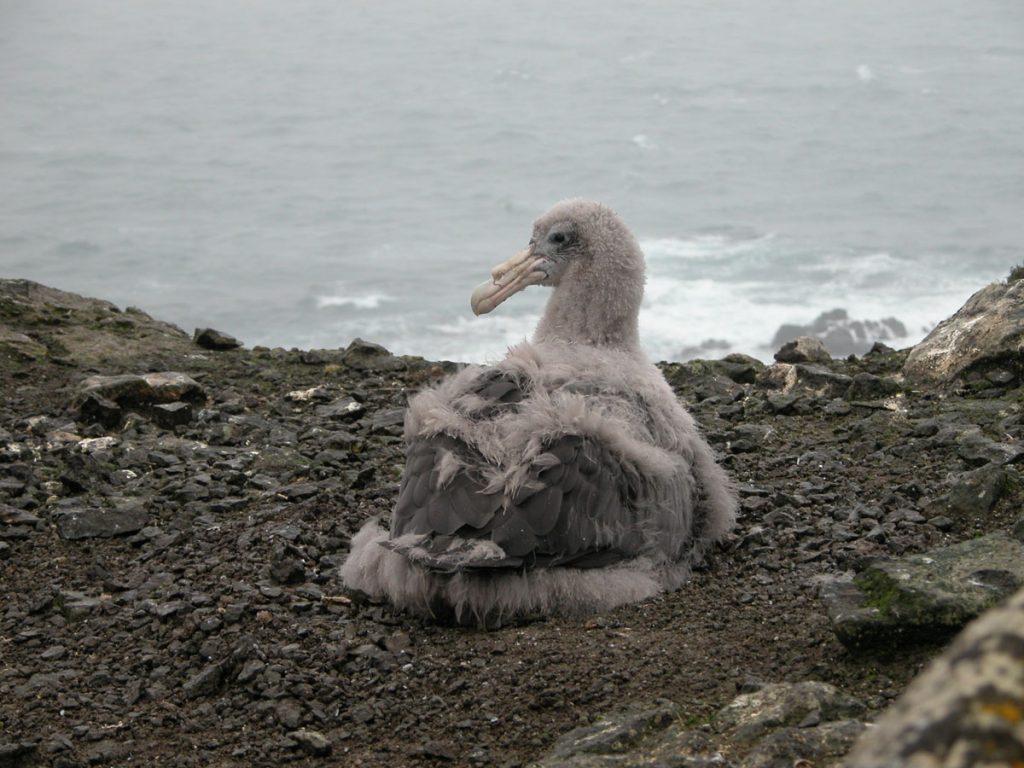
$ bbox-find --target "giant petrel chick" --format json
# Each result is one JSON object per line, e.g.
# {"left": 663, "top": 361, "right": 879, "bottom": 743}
{"left": 341, "top": 200, "right": 737, "bottom": 626}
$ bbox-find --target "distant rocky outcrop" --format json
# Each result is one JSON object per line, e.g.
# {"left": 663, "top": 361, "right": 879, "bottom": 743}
{"left": 772, "top": 309, "right": 908, "bottom": 358}
{"left": 904, "top": 279, "right": 1024, "bottom": 389}
{"left": 0, "top": 278, "right": 193, "bottom": 365}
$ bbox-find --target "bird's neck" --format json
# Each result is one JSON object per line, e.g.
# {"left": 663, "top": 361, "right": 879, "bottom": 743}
{"left": 533, "top": 265, "right": 643, "bottom": 351}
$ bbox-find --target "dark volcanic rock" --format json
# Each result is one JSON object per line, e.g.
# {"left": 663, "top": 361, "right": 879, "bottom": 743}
{"left": 193, "top": 327, "right": 243, "bottom": 350}
{"left": 182, "top": 664, "right": 225, "bottom": 699}
{"left": 342, "top": 337, "right": 405, "bottom": 371}
{"left": 76, "top": 392, "right": 123, "bottom": 428}
{"left": 946, "top": 465, "right": 1008, "bottom": 517}
{"left": 774, "top": 335, "right": 831, "bottom": 364}
{"left": 77, "top": 371, "right": 206, "bottom": 409}
{"left": 55, "top": 504, "right": 149, "bottom": 540}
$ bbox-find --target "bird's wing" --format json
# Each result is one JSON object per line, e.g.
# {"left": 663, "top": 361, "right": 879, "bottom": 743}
{"left": 385, "top": 428, "right": 641, "bottom": 573}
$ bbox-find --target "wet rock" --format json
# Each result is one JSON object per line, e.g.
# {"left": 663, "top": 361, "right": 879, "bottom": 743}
{"left": 56, "top": 589, "right": 102, "bottom": 621}
{"left": 904, "top": 279, "right": 1024, "bottom": 387}
{"left": 821, "top": 532, "right": 1024, "bottom": 649}
{"left": 289, "top": 729, "right": 332, "bottom": 757}
{"left": 193, "top": 327, "right": 243, "bottom": 350}
{"left": 774, "top": 335, "right": 831, "bottom": 364}
{"left": 845, "top": 586, "right": 1024, "bottom": 768}
{"left": 56, "top": 504, "right": 149, "bottom": 540}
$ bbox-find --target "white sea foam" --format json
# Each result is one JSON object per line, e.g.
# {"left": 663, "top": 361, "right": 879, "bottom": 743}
{"left": 632, "top": 134, "right": 656, "bottom": 150}
{"left": 315, "top": 292, "right": 395, "bottom": 310}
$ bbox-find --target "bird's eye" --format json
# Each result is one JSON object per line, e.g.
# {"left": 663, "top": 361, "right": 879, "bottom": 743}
{"left": 550, "top": 232, "right": 566, "bottom": 245}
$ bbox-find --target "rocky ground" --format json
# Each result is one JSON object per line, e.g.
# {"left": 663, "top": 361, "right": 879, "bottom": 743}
{"left": 1, "top": 278, "right": 1023, "bottom": 767}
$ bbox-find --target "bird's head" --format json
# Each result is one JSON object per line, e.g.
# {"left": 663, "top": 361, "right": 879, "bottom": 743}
{"left": 470, "top": 199, "right": 643, "bottom": 316}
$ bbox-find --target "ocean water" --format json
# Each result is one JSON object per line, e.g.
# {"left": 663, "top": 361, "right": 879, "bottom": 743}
{"left": 1, "top": 0, "right": 1022, "bottom": 363}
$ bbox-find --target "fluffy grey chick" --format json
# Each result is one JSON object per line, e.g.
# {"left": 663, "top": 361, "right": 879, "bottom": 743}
{"left": 341, "top": 199, "right": 737, "bottom": 626}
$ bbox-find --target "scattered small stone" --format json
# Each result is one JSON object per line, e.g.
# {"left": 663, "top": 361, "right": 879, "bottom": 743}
{"left": 288, "top": 729, "right": 332, "bottom": 757}
{"left": 276, "top": 699, "right": 303, "bottom": 730}
{"left": 276, "top": 483, "right": 319, "bottom": 502}
{"left": 40, "top": 645, "right": 67, "bottom": 661}
{"left": 182, "top": 664, "right": 224, "bottom": 699}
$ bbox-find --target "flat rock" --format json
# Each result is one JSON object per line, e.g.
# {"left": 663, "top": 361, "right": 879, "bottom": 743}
{"left": 845, "top": 586, "right": 1024, "bottom": 768}
{"left": 822, "top": 531, "right": 1024, "bottom": 649}
{"left": 904, "top": 279, "right": 1024, "bottom": 387}
{"left": 536, "top": 683, "right": 865, "bottom": 767}
{"left": 56, "top": 504, "right": 149, "bottom": 540}
{"left": 78, "top": 371, "right": 206, "bottom": 408}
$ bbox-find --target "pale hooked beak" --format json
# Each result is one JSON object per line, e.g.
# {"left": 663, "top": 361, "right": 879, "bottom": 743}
{"left": 470, "top": 247, "right": 547, "bottom": 316}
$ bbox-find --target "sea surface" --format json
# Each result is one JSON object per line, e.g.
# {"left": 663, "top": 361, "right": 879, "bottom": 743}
{"left": 2, "top": 1, "right": 1022, "bottom": 362}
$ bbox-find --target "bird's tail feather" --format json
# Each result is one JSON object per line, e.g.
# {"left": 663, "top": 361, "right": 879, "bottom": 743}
{"left": 340, "top": 520, "right": 676, "bottom": 628}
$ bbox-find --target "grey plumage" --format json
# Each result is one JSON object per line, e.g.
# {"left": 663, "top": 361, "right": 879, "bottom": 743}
{"left": 341, "top": 200, "right": 737, "bottom": 626}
